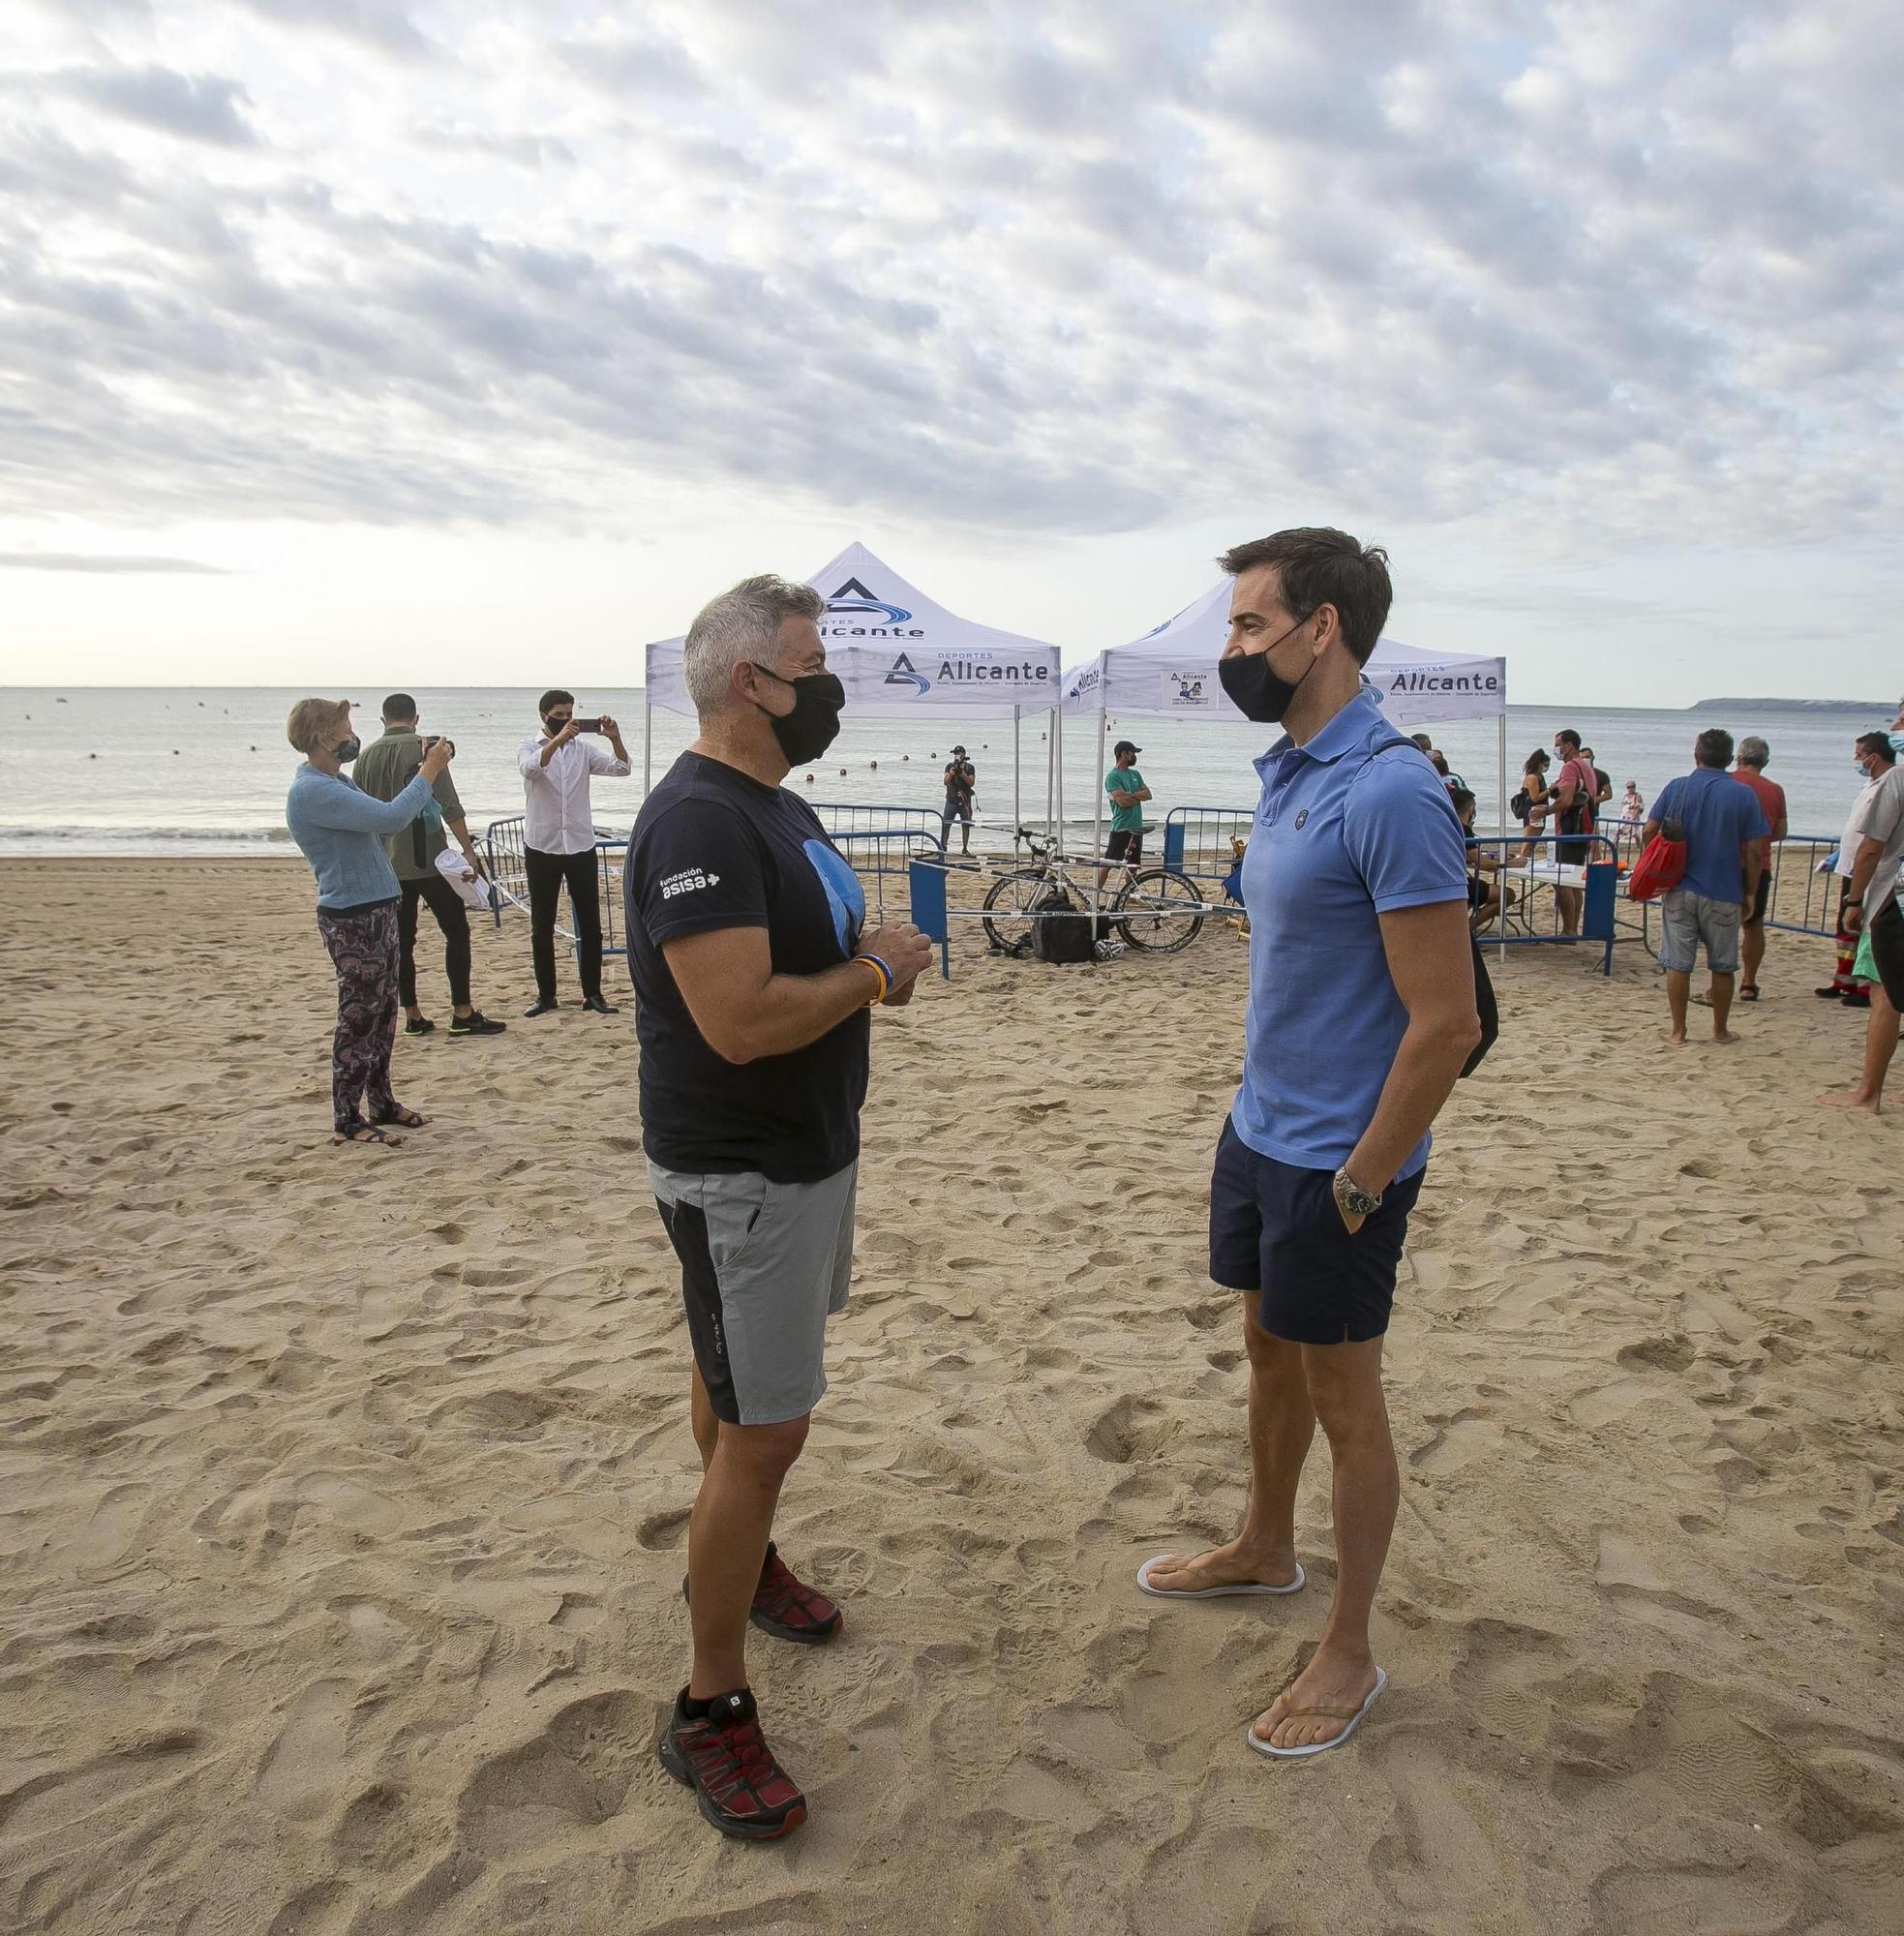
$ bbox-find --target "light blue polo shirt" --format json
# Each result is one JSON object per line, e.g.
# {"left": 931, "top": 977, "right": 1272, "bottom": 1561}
{"left": 1233, "top": 690, "right": 1468, "bottom": 1181}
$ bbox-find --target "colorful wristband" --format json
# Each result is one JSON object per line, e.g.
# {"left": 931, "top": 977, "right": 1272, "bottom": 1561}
{"left": 855, "top": 954, "right": 892, "bottom": 1004}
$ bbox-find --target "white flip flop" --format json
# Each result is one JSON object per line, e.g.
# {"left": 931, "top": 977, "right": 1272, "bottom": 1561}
{"left": 1247, "top": 1667, "right": 1388, "bottom": 1760}
{"left": 1135, "top": 1555, "right": 1307, "bottom": 1599}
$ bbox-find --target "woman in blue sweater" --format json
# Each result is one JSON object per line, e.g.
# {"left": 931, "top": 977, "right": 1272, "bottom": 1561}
{"left": 285, "top": 698, "right": 454, "bottom": 1144}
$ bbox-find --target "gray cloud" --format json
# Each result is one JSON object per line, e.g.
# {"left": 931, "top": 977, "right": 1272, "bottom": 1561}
{"left": 0, "top": 551, "right": 231, "bottom": 572}
{"left": 0, "top": 1, "right": 1899, "bottom": 557}
{"left": 49, "top": 65, "right": 259, "bottom": 146}
{"left": 228, "top": 0, "right": 430, "bottom": 58}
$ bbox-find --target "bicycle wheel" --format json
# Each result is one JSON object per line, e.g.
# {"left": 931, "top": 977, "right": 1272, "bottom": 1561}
{"left": 1113, "top": 867, "right": 1206, "bottom": 953}
{"left": 982, "top": 868, "right": 1056, "bottom": 953}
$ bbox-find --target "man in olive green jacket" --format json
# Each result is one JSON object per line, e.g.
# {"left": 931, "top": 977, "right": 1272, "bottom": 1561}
{"left": 354, "top": 695, "right": 506, "bottom": 1037}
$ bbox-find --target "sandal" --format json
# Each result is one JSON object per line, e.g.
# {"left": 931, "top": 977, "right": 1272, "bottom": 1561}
{"left": 1738, "top": 984, "right": 1760, "bottom": 1001}
{"left": 371, "top": 1105, "right": 427, "bottom": 1129}
{"left": 1247, "top": 1667, "right": 1388, "bottom": 1760}
{"left": 333, "top": 1123, "right": 403, "bottom": 1146}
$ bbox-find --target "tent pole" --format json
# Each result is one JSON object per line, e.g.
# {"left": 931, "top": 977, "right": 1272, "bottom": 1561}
{"left": 1045, "top": 706, "right": 1055, "bottom": 843}
{"left": 643, "top": 690, "right": 652, "bottom": 794}
{"left": 1092, "top": 710, "right": 1106, "bottom": 923}
{"left": 1497, "top": 709, "right": 1508, "bottom": 960}
{"left": 1053, "top": 705, "right": 1063, "bottom": 852}
{"left": 1012, "top": 705, "right": 1020, "bottom": 858}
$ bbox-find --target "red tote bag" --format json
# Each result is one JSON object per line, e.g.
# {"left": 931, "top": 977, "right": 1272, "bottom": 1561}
{"left": 1626, "top": 819, "right": 1685, "bottom": 901}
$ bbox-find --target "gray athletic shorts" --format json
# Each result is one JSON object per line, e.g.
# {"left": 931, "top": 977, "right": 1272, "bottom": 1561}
{"left": 1658, "top": 888, "right": 1741, "bottom": 976}
{"left": 647, "top": 1160, "right": 857, "bottom": 1425}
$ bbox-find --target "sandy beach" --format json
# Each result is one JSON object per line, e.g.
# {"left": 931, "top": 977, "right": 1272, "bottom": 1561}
{"left": 2, "top": 855, "right": 1900, "bottom": 1935}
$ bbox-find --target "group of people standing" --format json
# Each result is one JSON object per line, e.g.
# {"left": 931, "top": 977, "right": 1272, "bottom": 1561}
{"left": 282, "top": 689, "right": 632, "bottom": 1141}
{"left": 277, "top": 555, "right": 1898, "bottom": 1851}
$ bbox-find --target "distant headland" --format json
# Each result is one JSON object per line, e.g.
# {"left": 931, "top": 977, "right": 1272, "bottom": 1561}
{"left": 1693, "top": 697, "right": 1891, "bottom": 712}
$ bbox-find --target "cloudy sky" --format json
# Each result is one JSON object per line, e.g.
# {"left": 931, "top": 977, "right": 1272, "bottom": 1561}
{"left": 4, "top": 0, "right": 1900, "bottom": 702}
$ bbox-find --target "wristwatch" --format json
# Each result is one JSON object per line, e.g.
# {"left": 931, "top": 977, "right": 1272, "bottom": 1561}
{"left": 1334, "top": 1168, "right": 1382, "bottom": 1218}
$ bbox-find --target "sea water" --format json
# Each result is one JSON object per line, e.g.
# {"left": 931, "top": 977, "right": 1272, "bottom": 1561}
{"left": 0, "top": 686, "right": 1888, "bottom": 857}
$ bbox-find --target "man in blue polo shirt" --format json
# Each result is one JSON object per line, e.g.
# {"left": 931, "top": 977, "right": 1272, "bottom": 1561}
{"left": 1644, "top": 729, "right": 1768, "bottom": 1047}
{"left": 1135, "top": 528, "right": 1480, "bottom": 1763}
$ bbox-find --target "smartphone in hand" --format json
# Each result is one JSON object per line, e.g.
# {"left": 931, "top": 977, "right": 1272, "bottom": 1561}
{"left": 570, "top": 717, "right": 604, "bottom": 735}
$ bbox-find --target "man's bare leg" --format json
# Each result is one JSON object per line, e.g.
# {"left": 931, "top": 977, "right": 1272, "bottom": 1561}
{"left": 685, "top": 1413, "right": 807, "bottom": 1699}
{"left": 1710, "top": 970, "right": 1738, "bottom": 1044}
{"left": 1557, "top": 885, "right": 1581, "bottom": 936}
{"left": 1817, "top": 985, "right": 1900, "bottom": 1115}
{"left": 1254, "top": 1337, "right": 1394, "bottom": 1750}
{"left": 1741, "top": 920, "right": 1766, "bottom": 991}
{"left": 1664, "top": 967, "right": 1691, "bottom": 1044}
{"left": 1142, "top": 1298, "right": 1312, "bottom": 1592}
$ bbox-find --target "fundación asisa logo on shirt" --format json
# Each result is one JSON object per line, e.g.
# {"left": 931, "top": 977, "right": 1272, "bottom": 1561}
{"left": 659, "top": 866, "right": 721, "bottom": 900}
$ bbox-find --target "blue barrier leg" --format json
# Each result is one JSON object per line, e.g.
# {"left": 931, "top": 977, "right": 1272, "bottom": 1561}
{"left": 1584, "top": 862, "right": 1617, "bottom": 977}
{"left": 909, "top": 859, "right": 951, "bottom": 981}
{"left": 1163, "top": 822, "right": 1185, "bottom": 870}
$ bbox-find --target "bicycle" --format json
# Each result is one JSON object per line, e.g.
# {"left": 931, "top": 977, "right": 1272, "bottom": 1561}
{"left": 981, "top": 826, "right": 1207, "bottom": 955}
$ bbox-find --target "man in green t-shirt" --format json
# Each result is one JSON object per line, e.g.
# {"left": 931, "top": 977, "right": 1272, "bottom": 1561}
{"left": 352, "top": 695, "right": 506, "bottom": 1038}
{"left": 1098, "top": 739, "right": 1153, "bottom": 891}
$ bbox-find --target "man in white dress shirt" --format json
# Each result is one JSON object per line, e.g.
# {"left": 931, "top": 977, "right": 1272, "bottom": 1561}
{"left": 517, "top": 688, "right": 632, "bottom": 1017}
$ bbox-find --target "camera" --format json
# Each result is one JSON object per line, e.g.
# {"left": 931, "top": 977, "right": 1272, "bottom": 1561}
{"left": 421, "top": 735, "right": 455, "bottom": 756}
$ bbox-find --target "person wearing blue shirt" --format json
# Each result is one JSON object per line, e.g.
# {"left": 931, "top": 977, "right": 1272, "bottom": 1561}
{"left": 1134, "top": 529, "right": 1480, "bottom": 1764}
{"left": 1644, "top": 729, "right": 1768, "bottom": 1047}
{"left": 284, "top": 697, "right": 452, "bottom": 1145}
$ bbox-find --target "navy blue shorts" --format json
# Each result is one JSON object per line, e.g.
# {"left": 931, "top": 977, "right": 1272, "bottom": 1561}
{"left": 1208, "top": 1119, "right": 1425, "bottom": 1345}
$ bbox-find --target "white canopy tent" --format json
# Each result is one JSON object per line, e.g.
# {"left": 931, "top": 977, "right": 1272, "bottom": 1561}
{"left": 1061, "top": 579, "right": 1510, "bottom": 876}
{"left": 644, "top": 541, "right": 1065, "bottom": 836}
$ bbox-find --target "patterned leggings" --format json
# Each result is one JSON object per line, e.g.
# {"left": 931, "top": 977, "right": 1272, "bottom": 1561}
{"left": 316, "top": 902, "right": 400, "bottom": 1134}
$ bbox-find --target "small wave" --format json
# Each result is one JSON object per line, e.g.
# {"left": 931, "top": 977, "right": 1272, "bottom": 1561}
{"left": 0, "top": 824, "right": 294, "bottom": 846}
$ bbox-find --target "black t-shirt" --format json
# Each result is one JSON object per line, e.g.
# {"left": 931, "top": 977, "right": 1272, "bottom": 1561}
{"left": 624, "top": 752, "right": 869, "bottom": 1182}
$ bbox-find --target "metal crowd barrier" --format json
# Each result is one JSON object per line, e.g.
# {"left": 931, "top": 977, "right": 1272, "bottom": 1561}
{"left": 1168, "top": 805, "right": 1622, "bottom": 975}
{"left": 1162, "top": 804, "right": 1256, "bottom": 879}
{"left": 1761, "top": 835, "right": 1843, "bottom": 939}
{"left": 481, "top": 802, "right": 945, "bottom": 964}
{"left": 1466, "top": 832, "right": 1622, "bottom": 975}
{"left": 480, "top": 815, "right": 627, "bottom": 964}
{"left": 1629, "top": 832, "right": 1845, "bottom": 955}
{"left": 803, "top": 802, "right": 947, "bottom": 925}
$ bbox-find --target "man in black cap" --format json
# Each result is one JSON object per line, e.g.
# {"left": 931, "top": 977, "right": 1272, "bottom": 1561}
{"left": 1099, "top": 739, "right": 1152, "bottom": 890}
{"left": 942, "top": 745, "right": 976, "bottom": 856}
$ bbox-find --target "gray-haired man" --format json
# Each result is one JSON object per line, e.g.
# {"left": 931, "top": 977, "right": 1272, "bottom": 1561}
{"left": 624, "top": 574, "right": 932, "bottom": 1840}
{"left": 1730, "top": 736, "right": 1788, "bottom": 1000}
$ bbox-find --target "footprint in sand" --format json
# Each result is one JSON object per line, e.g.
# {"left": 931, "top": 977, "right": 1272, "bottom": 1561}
{"left": 297, "top": 1472, "right": 407, "bottom": 1536}
{"left": 69, "top": 1481, "right": 151, "bottom": 1579}
{"left": 1618, "top": 1334, "right": 1696, "bottom": 1373}
{"left": 258, "top": 1678, "right": 350, "bottom": 1816}
{"left": 1409, "top": 1410, "right": 1503, "bottom": 1474}
{"left": 455, "top": 1691, "right": 647, "bottom": 1857}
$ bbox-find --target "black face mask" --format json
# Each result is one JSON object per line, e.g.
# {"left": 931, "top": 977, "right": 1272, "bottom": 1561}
{"left": 1218, "top": 617, "right": 1315, "bottom": 724}
{"left": 751, "top": 665, "right": 845, "bottom": 764}
{"left": 333, "top": 735, "right": 361, "bottom": 763}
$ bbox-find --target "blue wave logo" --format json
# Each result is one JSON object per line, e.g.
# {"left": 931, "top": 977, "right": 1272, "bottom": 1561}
{"left": 828, "top": 575, "right": 912, "bottom": 628}
{"left": 883, "top": 650, "right": 930, "bottom": 695}
{"left": 802, "top": 838, "right": 865, "bottom": 953}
